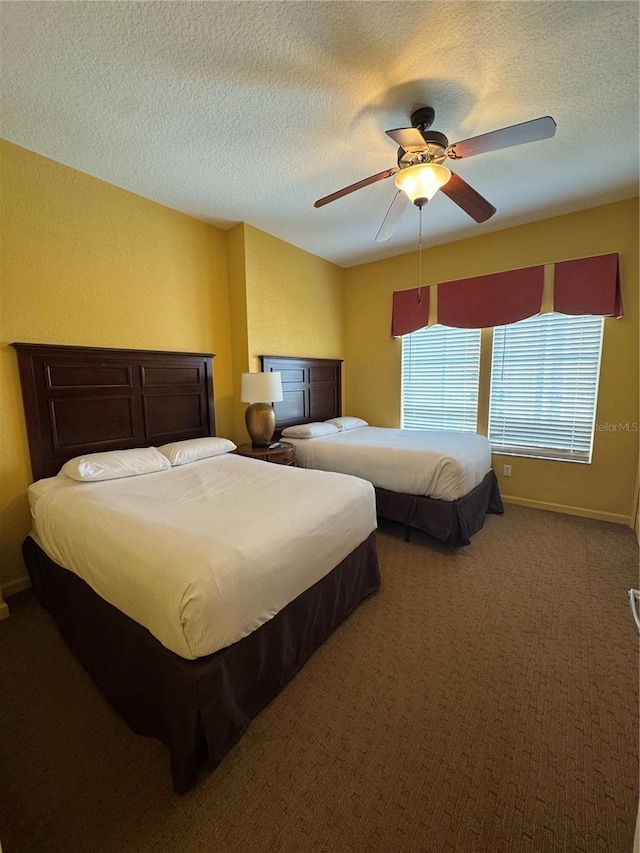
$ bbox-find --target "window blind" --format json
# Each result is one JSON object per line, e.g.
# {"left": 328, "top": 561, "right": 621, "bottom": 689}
{"left": 489, "top": 313, "right": 604, "bottom": 462}
{"left": 402, "top": 324, "right": 481, "bottom": 432}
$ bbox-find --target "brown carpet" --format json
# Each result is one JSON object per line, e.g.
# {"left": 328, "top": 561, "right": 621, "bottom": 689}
{"left": 0, "top": 505, "right": 638, "bottom": 853}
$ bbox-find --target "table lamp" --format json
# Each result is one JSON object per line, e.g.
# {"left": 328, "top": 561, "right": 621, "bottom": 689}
{"left": 241, "top": 371, "right": 284, "bottom": 447}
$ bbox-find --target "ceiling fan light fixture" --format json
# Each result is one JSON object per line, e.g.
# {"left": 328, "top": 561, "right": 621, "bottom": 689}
{"left": 395, "top": 163, "right": 451, "bottom": 206}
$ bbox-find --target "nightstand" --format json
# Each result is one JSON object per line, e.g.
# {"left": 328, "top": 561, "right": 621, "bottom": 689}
{"left": 236, "top": 441, "right": 296, "bottom": 466}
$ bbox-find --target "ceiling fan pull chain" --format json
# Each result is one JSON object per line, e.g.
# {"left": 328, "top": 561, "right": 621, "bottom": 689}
{"left": 417, "top": 205, "right": 423, "bottom": 305}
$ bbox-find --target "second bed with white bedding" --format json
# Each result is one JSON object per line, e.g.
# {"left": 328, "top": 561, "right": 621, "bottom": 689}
{"left": 28, "top": 453, "right": 376, "bottom": 660}
{"left": 286, "top": 426, "right": 493, "bottom": 501}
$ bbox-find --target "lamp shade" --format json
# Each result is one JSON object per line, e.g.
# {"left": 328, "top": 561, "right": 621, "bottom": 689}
{"left": 394, "top": 163, "right": 451, "bottom": 205}
{"left": 241, "top": 371, "right": 283, "bottom": 404}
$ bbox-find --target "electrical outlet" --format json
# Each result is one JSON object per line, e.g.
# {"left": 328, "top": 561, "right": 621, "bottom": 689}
{"left": 503, "top": 464, "right": 512, "bottom": 476}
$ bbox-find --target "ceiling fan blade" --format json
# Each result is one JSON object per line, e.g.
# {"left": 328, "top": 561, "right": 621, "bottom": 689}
{"left": 375, "top": 191, "right": 410, "bottom": 243}
{"left": 439, "top": 172, "right": 496, "bottom": 223}
{"left": 385, "top": 127, "right": 427, "bottom": 152}
{"left": 314, "top": 167, "right": 398, "bottom": 208}
{"left": 448, "top": 116, "right": 557, "bottom": 159}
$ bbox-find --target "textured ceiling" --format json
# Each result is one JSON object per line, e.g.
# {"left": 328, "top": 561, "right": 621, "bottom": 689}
{"left": 1, "top": 1, "right": 638, "bottom": 267}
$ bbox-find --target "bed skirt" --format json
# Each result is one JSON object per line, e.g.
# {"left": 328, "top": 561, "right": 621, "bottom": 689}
{"left": 22, "top": 532, "right": 380, "bottom": 793}
{"left": 374, "top": 469, "right": 504, "bottom": 546}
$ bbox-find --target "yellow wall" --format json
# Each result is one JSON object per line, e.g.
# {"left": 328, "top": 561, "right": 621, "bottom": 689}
{"left": 226, "top": 223, "right": 251, "bottom": 440}
{"left": 234, "top": 224, "right": 345, "bottom": 442}
{"left": 0, "top": 140, "right": 233, "bottom": 589}
{"left": 344, "top": 199, "right": 639, "bottom": 524}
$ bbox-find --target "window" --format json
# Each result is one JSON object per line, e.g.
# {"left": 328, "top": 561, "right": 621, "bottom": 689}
{"left": 401, "top": 324, "right": 481, "bottom": 432}
{"left": 489, "top": 313, "right": 604, "bottom": 462}
{"left": 400, "top": 313, "right": 605, "bottom": 464}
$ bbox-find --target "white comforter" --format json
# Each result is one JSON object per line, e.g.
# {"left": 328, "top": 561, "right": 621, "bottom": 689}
{"left": 28, "top": 454, "right": 376, "bottom": 660}
{"left": 287, "top": 427, "right": 492, "bottom": 500}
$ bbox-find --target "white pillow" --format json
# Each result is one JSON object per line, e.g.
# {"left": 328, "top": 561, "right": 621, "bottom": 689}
{"left": 60, "top": 447, "right": 171, "bottom": 481}
{"left": 159, "top": 436, "right": 236, "bottom": 466}
{"left": 325, "top": 417, "right": 368, "bottom": 431}
{"left": 281, "top": 422, "right": 340, "bottom": 439}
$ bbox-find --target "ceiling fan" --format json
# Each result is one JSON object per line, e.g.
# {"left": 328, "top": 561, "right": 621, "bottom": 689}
{"left": 314, "top": 107, "right": 557, "bottom": 242}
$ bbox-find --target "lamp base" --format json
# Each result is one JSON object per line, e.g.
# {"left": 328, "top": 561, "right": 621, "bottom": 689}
{"left": 245, "top": 402, "right": 276, "bottom": 447}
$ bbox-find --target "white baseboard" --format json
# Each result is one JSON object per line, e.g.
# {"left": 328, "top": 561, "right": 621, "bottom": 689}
{"left": 501, "top": 495, "right": 633, "bottom": 527}
{"left": 0, "top": 574, "right": 32, "bottom": 619}
{"left": 1, "top": 575, "right": 31, "bottom": 599}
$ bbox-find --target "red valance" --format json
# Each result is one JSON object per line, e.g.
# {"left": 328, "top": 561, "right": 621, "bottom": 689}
{"left": 554, "top": 253, "right": 622, "bottom": 317}
{"left": 391, "top": 287, "right": 429, "bottom": 337}
{"left": 391, "top": 252, "right": 624, "bottom": 337}
{"left": 437, "top": 266, "right": 544, "bottom": 329}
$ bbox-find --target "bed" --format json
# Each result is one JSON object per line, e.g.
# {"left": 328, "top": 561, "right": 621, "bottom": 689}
{"left": 12, "top": 343, "right": 381, "bottom": 793}
{"left": 261, "top": 355, "right": 503, "bottom": 546}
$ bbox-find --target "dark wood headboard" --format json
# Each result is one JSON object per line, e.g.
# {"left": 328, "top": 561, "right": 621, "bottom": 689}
{"left": 260, "top": 355, "right": 342, "bottom": 436}
{"left": 12, "top": 343, "right": 215, "bottom": 481}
